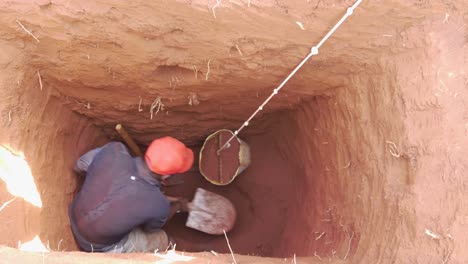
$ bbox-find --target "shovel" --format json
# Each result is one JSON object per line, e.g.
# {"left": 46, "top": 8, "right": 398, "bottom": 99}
{"left": 115, "top": 124, "right": 237, "bottom": 235}
{"left": 166, "top": 188, "right": 236, "bottom": 235}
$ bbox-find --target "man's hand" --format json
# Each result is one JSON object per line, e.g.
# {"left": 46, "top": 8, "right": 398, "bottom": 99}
{"left": 166, "top": 197, "right": 190, "bottom": 221}
{"left": 177, "top": 198, "right": 190, "bottom": 212}
{"left": 166, "top": 196, "right": 190, "bottom": 213}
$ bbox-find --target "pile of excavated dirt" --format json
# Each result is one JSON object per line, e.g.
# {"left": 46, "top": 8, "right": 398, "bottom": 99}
{"left": 0, "top": 0, "right": 467, "bottom": 263}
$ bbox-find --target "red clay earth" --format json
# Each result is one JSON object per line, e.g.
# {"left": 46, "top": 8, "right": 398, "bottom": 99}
{"left": 0, "top": 0, "right": 467, "bottom": 263}
{"left": 199, "top": 130, "right": 241, "bottom": 185}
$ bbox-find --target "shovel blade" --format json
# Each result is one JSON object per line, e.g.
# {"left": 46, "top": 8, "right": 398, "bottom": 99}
{"left": 186, "top": 188, "right": 236, "bottom": 235}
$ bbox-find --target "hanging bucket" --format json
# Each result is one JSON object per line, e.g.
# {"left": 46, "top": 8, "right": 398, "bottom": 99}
{"left": 199, "top": 129, "right": 251, "bottom": 185}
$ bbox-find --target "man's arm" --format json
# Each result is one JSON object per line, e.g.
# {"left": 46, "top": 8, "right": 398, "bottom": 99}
{"left": 74, "top": 147, "right": 103, "bottom": 174}
{"left": 166, "top": 200, "right": 187, "bottom": 221}
{"left": 74, "top": 142, "right": 130, "bottom": 174}
{"left": 142, "top": 196, "right": 171, "bottom": 232}
{"left": 142, "top": 198, "right": 189, "bottom": 233}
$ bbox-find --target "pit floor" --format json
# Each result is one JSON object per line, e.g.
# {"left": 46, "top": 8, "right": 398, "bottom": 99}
{"left": 163, "top": 133, "right": 298, "bottom": 257}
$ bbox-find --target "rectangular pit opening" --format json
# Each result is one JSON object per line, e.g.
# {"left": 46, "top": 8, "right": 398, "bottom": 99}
{"left": 0, "top": 43, "right": 406, "bottom": 262}
{"left": 1, "top": 67, "right": 397, "bottom": 260}
{"left": 1, "top": 1, "right": 464, "bottom": 262}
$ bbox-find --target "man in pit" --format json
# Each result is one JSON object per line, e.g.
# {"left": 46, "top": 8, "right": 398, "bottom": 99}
{"left": 69, "top": 137, "right": 193, "bottom": 253}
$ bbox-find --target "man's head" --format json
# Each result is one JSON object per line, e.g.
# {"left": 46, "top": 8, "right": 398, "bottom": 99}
{"left": 145, "top": 136, "right": 194, "bottom": 175}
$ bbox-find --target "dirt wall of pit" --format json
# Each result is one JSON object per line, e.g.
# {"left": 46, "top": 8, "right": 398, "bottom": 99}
{"left": 0, "top": 45, "right": 107, "bottom": 251}
{"left": 271, "top": 16, "right": 468, "bottom": 262}
{"left": 0, "top": 0, "right": 467, "bottom": 263}
{"left": 0, "top": 0, "right": 440, "bottom": 145}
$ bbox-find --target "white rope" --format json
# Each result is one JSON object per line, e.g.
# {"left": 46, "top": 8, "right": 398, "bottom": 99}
{"left": 217, "top": 0, "right": 363, "bottom": 154}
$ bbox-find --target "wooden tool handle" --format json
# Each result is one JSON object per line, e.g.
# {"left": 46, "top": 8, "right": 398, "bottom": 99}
{"left": 115, "top": 123, "right": 164, "bottom": 182}
{"left": 115, "top": 124, "right": 143, "bottom": 157}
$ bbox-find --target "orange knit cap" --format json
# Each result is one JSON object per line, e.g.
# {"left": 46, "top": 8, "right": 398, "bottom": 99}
{"left": 145, "top": 136, "right": 194, "bottom": 175}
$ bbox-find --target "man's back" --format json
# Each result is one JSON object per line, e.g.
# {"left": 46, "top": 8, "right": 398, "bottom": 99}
{"left": 69, "top": 142, "right": 170, "bottom": 251}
